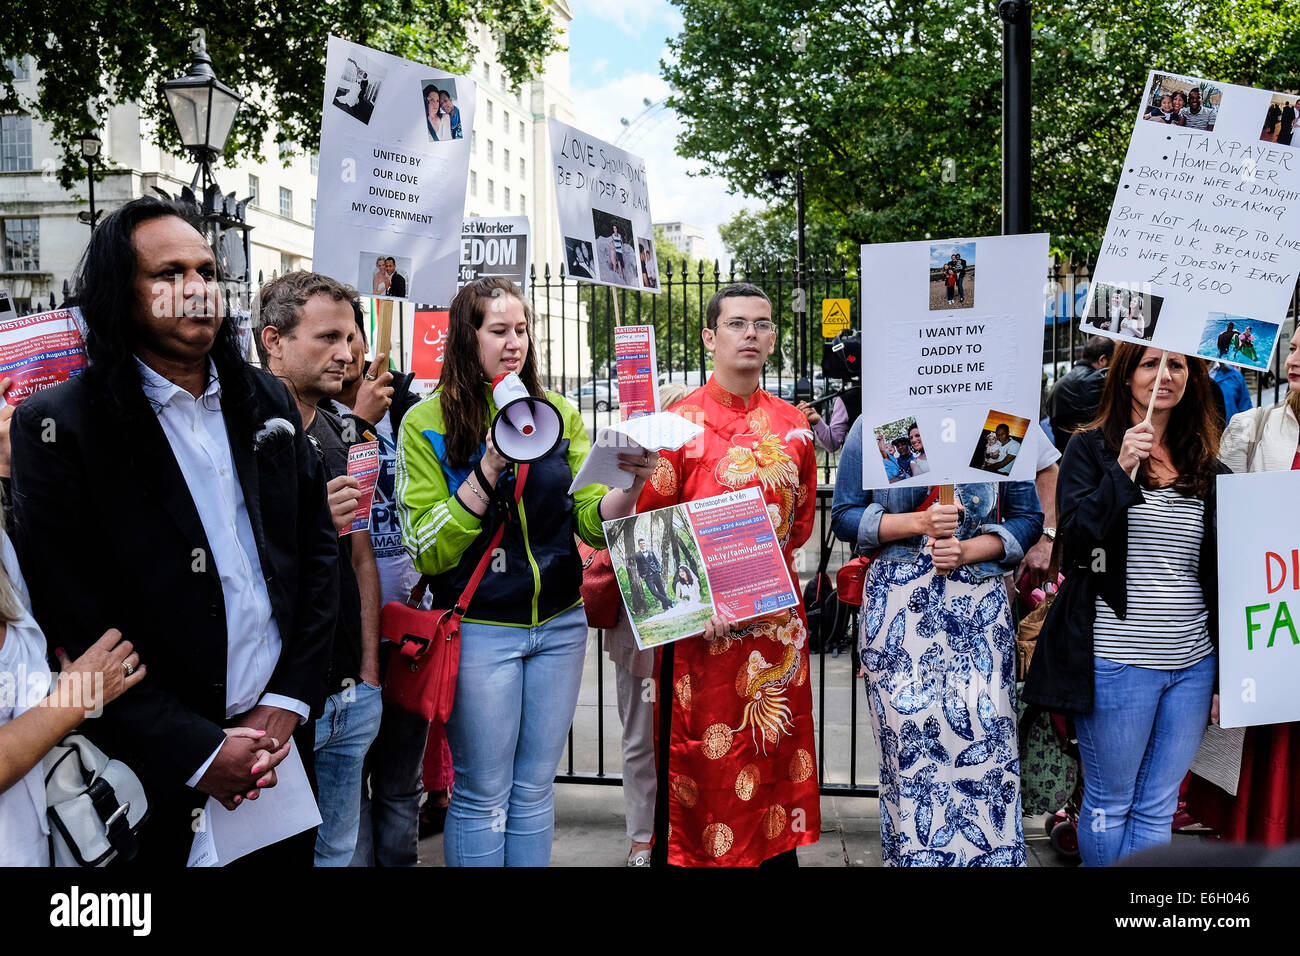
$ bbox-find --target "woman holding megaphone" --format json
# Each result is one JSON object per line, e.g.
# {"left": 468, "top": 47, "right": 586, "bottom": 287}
{"left": 396, "top": 277, "right": 654, "bottom": 867}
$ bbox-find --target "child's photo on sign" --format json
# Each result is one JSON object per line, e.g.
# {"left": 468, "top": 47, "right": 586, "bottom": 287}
{"left": 331, "top": 54, "right": 386, "bottom": 125}
{"left": 637, "top": 237, "right": 659, "bottom": 290}
{"left": 928, "top": 240, "right": 975, "bottom": 311}
{"left": 564, "top": 236, "right": 595, "bottom": 280}
{"left": 1144, "top": 73, "right": 1221, "bottom": 131}
{"left": 873, "top": 416, "right": 930, "bottom": 484}
{"left": 1084, "top": 281, "right": 1163, "bottom": 342}
{"left": 1195, "top": 313, "right": 1280, "bottom": 370}
{"left": 1260, "top": 89, "right": 1300, "bottom": 145}
{"left": 969, "top": 411, "right": 1030, "bottom": 477}
{"left": 592, "top": 209, "right": 639, "bottom": 288}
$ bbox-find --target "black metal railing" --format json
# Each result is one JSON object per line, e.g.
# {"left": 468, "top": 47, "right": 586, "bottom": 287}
{"left": 531, "top": 255, "right": 1300, "bottom": 797}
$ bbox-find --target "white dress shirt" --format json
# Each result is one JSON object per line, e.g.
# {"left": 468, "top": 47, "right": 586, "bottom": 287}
{"left": 135, "top": 359, "right": 308, "bottom": 785}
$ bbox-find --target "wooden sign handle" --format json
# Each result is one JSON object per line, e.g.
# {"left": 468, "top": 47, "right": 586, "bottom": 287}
{"left": 1127, "top": 349, "right": 1168, "bottom": 481}
{"left": 373, "top": 298, "right": 394, "bottom": 368}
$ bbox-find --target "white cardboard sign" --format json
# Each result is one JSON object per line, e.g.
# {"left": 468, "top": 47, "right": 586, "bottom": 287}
{"left": 859, "top": 233, "right": 1050, "bottom": 490}
{"left": 1086, "top": 70, "right": 1300, "bottom": 372}
{"left": 548, "top": 118, "right": 659, "bottom": 292}
{"left": 313, "top": 36, "right": 475, "bottom": 308}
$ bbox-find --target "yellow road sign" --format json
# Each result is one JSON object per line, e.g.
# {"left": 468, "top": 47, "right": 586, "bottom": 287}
{"left": 822, "top": 298, "right": 851, "bottom": 338}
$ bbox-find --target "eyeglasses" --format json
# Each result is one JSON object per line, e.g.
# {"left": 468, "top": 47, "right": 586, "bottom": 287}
{"left": 718, "top": 318, "right": 776, "bottom": 334}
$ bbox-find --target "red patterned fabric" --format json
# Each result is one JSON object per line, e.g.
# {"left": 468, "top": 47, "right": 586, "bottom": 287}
{"left": 638, "top": 377, "right": 821, "bottom": 866}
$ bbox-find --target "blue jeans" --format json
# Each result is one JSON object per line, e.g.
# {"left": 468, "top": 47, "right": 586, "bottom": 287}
{"left": 1074, "top": 653, "right": 1215, "bottom": 867}
{"left": 352, "top": 644, "right": 431, "bottom": 867}
{"left": 443, "top": 605, "right": 588, "bottom": 867}
{"left": 313, "top": 681, "right": 384, "bottom": 866}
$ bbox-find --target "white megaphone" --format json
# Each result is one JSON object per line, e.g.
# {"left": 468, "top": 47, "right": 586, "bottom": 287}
{"left": 491, "top": 372, "right": 563, "bottom": 463}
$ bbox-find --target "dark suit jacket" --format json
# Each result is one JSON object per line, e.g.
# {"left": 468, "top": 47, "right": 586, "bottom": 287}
{"left": 634, "top": 550, "right": 662, "bottom": 579}
{"left": 9, "top": 364, "right": 338, "bottom": 854}
{"left": 388, "top": 272, "right": 407, "bottom": 298}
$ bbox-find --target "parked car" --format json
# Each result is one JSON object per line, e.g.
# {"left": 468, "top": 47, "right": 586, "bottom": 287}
{"left": 564, "top": 380, "right": 619, "bottom": 411}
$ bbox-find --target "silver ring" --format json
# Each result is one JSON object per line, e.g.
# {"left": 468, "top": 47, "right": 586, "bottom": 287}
{"left": 122, "top": 661, "right": 135, "bottom": 677}
{"left": 364, "top": 373, "right": 377, "bottom": 381}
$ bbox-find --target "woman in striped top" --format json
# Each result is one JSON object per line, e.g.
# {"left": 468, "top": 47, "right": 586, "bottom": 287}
{"left": 1025, "top": 344, "right": 1228, "bottom": 866}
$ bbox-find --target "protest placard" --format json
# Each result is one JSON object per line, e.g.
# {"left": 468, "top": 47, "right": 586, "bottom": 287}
{"left": 613, "top": 325, "right": 659, "bottom": 419}
{"left": 1085, "top": 71, "right": 1300, "bottom": 372}
{"left": 313, "top": 36, "right": 474, "bottom": 309}
{"left": 345, "top": 440, "right": 380, "bottom": 534}
{"left": 1216, "top": 470, "right": 1300, "bottom": 728}
{"left": 410, "top": 308, "right": 449, "bottom": 393}
{"left": 604, "top": 487, "right": 799, "bottom": 650}
{"left": 0, "top": 306, "right": 87, "bottom": 407}
{"left": 858, "top": 233, "right": 1050, "bottom": 489}
{"left": 548, "top": 118, "right": 659, "bottom": 292}
{"left": 458, "top": 215, "right": 529, "bottom": 290}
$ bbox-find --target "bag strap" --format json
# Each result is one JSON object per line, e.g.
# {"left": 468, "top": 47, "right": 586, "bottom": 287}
{"left": 406, "top": 464, "right": 530, "bottom": 610}
{"left": 1244, "top": 402, "right": 1280, "bottom": 472}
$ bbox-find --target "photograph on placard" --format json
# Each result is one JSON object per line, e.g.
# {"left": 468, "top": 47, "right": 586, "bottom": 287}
{"left": 564, "top": 236, "right": 596, "bottom": 280}
{"left": 969, "top": 411, "right": 1030, "bottom": 477}
{"left": 331, "top": 54, "right": 386, "bottom": 125}
{"left": 593, "top": 209, "right": 640, "bottom": 288}
{"left": 1195, "top": 313, "right": 1280, "bottom": 370}
{"left": 420, "top": 79, "right": 464, "bottom": 142}
{"left": 1260, "top": 90, "right": 1300, "bottom": 145}
{"left": 873, "top": 415, "right": 930, "bottom": 484}
{"left": 606, "top": 510, "right": 714, "bottom": 648}
{"left": 928, "top": 241, "right": 976, "bottom": 311}
{"left": 358, "top": 251, "right": 413, "bottom": 299}
{"left": 638, "top": 237, "right": 659, "bottom": 290}
{"left": 1143, "top": 73, "right": 1221, "bottom": 131}
{"left": 1083, "top": 282, "right": 1163, "bottom": 342}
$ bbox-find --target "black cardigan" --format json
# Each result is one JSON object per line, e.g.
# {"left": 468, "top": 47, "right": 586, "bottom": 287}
{"left": 1022, "top": 428, "right": 1230, "bottom": 714}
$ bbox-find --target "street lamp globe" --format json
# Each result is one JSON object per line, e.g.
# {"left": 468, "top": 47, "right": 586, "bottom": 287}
{"left": 160, "top": 46, "right": 243, "bottom": 159}
{"left": 79, "top": 133, "right": 101, "bottom": 160}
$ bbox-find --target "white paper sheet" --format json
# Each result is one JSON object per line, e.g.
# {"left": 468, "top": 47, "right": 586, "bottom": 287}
{"left": 568, "top": 412, "right": 703, "bottom": 493}
{"left": 187, "top": 741, "right": 322, "bottom": 867}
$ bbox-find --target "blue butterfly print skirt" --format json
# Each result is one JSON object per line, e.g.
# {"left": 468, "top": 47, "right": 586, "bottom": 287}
{"left": 860, "top": 554, "right": 1026, "bottom": 867}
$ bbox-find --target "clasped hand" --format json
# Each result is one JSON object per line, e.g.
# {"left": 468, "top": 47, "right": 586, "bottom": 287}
{"left": 920, "top": 501, "right": 965, "bottom": 572}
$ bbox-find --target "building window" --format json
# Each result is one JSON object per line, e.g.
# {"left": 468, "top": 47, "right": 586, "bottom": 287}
{"left": 486, "top": 101, "right": 493, "bottom": 124}
{"left": 520, "top": 194, "right": 526, "bottom": 214}
{"left": 278, "top": 141, "right": 292, "bottom": 162}
{"left": 471, "top": 130, "right": 477, "bottom": 154}
{"left": 504, "top": 186, "right": 510, "bottom": 208}
{"left": 0, "top": 113, "right": 33, "bottom": 172}
{"left": 487, "top": 139, "right": 494, "bottom": 163}
{"left": 159, "top": 151, "right": 175, "bottom": 173}
{"left": 487, "top": 179, "right": 494, "bottom": 203}
{"left": 4, "top": 57, "right": 29, "bottom": 81}
{"left": 310, "top": 152, "right": 319, "bottom": 175}
{"left": 518, "top": 120, "right": 525, "bottom": 142}
{"left": 280, "top": 252, "right": 296, "bottom": 275}
{"left": 503, "top": 109, "right": 509, "bottom": 132}
{"left": 503, "top": 147, "right": 510, "bottom": 170}
{"left": 248, "top": 174, "right": 260, "bottom": 207}
{"left": 482, "top": 61, "right": 490, "bottom": 81}
{"left": 310, "top": 198, "right": 317, "bottom": 226}
{"left": 470, "top": 170, "right": 477, "bottom": 196}
{"left": 279, "top": 187, "right": 293, "bottom": 219}
{"left": 519, "top": 157, "right": 525, "bottom": 179}
{"left": 1, "top": 218, "right": 39, "bottom": 271}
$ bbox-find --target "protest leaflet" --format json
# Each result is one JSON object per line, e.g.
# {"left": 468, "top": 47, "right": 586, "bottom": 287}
{"left": 548, "top": 118, "right": 659, "bottom": 292}
{"left": 1216, "top": 470, "right": 1300, "bottom": 728}
{"left": 567, "top": 411, "right": 703, "bottom": 494}
{"left": 459, "top": 216, "right": 529, "bottom": 290}
{"left": 614, "top": 325, "right": 660, "bottom": 419}
{"left": 0, "top": 306, "right": 88, "bottom": 407}
{"left": 604, "top": 487, "right": 800, "bottom": 650}
{"left": 858, "top": 233, "right": 1050, "bottom": 489}
{"left": 314, "top": 36, "right": 475, "bottom": 309}
{"left": 345, "top": 440, "right": 380, "bottom": 535}
{"left": 1085, "top": 71, "right": 1300, "bottom": 372}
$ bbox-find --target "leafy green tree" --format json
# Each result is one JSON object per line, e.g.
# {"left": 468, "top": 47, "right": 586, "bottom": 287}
{"left": 665, "top": 0, "right": 1300, "bottom": 255}
{"left": 0, "top": 1, "right": 562, "bottom": 187}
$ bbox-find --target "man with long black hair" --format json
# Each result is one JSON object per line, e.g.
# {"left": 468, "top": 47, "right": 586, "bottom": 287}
{"left": 9, "top": 196, "right": 339, "bottom": 865}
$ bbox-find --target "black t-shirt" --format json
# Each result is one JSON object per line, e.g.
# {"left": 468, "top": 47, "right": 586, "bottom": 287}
{"left": 307, "top": 405, "right": 363, "bottom": 693}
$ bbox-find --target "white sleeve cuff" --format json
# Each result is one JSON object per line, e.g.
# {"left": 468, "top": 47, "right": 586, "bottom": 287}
{"left": 185, "top": 739, "right": 225, "bottom": 789}
{"left": 259, "top": 694, "right": 312, "bottom": 724}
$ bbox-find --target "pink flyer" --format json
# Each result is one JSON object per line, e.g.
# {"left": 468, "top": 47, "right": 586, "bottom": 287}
{"left": 346, "top": 440, "right": 380, "bottom": 535}
{"left": 0, "top": 307, "right": 88, "bottom": 406}
{"left": 614, "top": 325, "right": 659, "bottom": 420}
